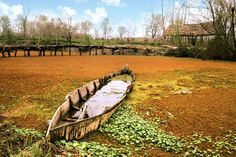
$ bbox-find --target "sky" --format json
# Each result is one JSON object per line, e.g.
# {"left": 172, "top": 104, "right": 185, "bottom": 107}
{"left": 0, "top": 0, "right": 206, "bottom": 37}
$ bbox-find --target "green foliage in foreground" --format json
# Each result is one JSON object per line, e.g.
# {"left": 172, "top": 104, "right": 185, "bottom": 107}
{"left": 12, "top": 126, "right": 43, "bottom": 138}
{"left": 0, "top": 125, "right": 44, "bottom": 156}
{"left": 181, "top": 132, "right": 236, "bottom": 157}
{"left": 99, "top": 105, "right": 182, "bottom": 152}
{"left": 99, "top": 105, "right": 236, "bottom": 156}
{"left": 56, "top": 140, "right": 130, "bottom": 157}
{"left": 3, "top": 106, "right": 236, "bottom": 157}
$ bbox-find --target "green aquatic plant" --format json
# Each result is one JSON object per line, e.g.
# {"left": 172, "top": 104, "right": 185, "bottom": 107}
{"left": 99, "top": 105, "right": 182, "bottom": 152}
{"left": 56, "top": 140, "right": 130, "bottom": 157}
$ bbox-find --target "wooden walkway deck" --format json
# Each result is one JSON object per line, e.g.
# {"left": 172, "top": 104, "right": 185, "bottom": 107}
{"left": 0, "top": 44, "right": 140, "bottom": 57}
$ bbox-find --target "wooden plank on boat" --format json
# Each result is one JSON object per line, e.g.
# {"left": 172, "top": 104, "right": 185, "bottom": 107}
{"left": 99, "top": 77, "right": 105, "bottom": 85}
{"left": 113, "top": 71, "right": 121, "bottom": 76}
{"left": 100, "top": 107, "right": 115, "bottom": 124}
{"left": 78, "top": 86, "right": 88, "bottom": 100}
{"left": 60, "top": 99, "right": 71, "bottom": 114}
{"left": 83, "top": 117, "right": 101, "bottom": 135}
{"left": 86, "top": 81, "right": 95, "bottom": 95}
{"left": 49, "top": 108, "right": 62, "bottom": 129}
{"left": 108, "top": 73, "right": 114, "bottom": 78}
{"left": 47, "top": 99, "right": 70, "bottom": 133}
{"left": 68, "top": 89, "right": 80, "bottom": 106}
{"left": 103, "top": 76, "right": 109, "bottom": 82}
{"left": 94, "top": 79, "right": 100, "bottom": 90}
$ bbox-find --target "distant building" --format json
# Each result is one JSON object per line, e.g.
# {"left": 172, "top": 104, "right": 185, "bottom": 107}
{"left": 163, "top": 22, "right": 215, "bottom": 46}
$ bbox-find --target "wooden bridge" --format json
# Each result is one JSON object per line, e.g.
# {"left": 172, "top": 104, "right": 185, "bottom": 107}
{"left": 0, "top": 44, "right": 140, "bottom": 57}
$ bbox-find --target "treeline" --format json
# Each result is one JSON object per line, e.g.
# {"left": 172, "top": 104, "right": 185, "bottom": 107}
{"left": 0, "top": 13, "right": 126, "bottom": 46}
{"left": 0, "top": 14, "right": 94, "bottom": 45}
{"left": 0, "top": 13, "right": 161, "bottom": 47}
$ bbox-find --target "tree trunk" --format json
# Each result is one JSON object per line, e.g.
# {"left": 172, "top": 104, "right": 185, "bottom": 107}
{"left": 232, "top": 6, "right": 236, "bottom": 53}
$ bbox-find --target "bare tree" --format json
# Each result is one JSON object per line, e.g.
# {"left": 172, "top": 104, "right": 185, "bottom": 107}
{"left": 94, "top": 27, "right": 100, "bottom": 39}
{"left": 35, "top": 15, "right": 49, "bottom": 44}
{"left": 25, "top": 15, "right": 63, "bottom": 44}
{"left": 59, "top": 17, "right": 79, "bottom": 42}
{"left": 132, "top": 25, "right": 136, "bottom": 37}
{"left": 58, "top": 17, "right": 79, "bottom": 54}
{"left": 183, "top": 0, "right": 187, "bottom": 24}
{"left": 117, "top": 25, "right": 127, "bottom": 39}
{"left": 161, "top": 0, "right": 165, "bottom": 34}
{"left": 205, "top": 0, "right": 236, "bottom": 57}
{"left": 81, "top": 20, "right": 93, "bottom": 35}
{"left": 172, "top": 0, "right": 175, "bottom": 24}
{"left": 171, "top": 0, "right": 185, "bottom": 47}
{"left": 101, "top": 18, "right": 112, "bottom": 39}
{"left": 0, "top": 16, "right": 13, "bottom": 44}
{"left": 53, "top": 18, "right": 65, "bottom": 44}
{"left": 17, "top": 9, "right": 29, "bottom": 44}
{"left": 173, "top": 19, "right": 184, "bottom": 46}
{"left": 145, "top": 13, "right": 163, "bottom": 38}
{"left": 27, "top": 21, "right": 37, "bottom": 39}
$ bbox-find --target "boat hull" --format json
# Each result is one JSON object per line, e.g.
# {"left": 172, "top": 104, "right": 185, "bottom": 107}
{"left": 46, "top": 65, "right": 134, "bottom": 142}
{"left": 48, "top": 98, "right": 125, "bottom": 141}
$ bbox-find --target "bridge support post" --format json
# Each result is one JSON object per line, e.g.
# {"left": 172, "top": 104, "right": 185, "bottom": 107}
{"left": 14, "top": 49, "right": 17, "bottom": 57}
{"left": 101, "top": 47, "right": 104, "bottom": 55}
{"left": 78, "top": 48, "right": 81, "bottom": 56}
{"left": 43, "top": 49, "right": 45, "bottom": 56}
{"left": 89, "top": 48, "right": 92, "bottom": 55}
{"left": 61, "top": 48, "right": 64, "bottom": 56}
{"left": 38, "top": 50, "right": 41, "bottom": 56}
{"left": 1, "top": 52, "right": 5, "bottom": 58}
{"left": 54, "top": 47, "right": 57, "bottom": 56}
{"left": 112, "top": 49, "right": 115, "bottom": 55}
{"left": 27, "top": 49, "right": 30, "bottom": 56}
{"left": 69, "top": 46, "right": 71, "bottom": 55}
{"left": 24, "top": 50, "right": 26, "bottom": 57}
{"left": 7, "top": 50, "right": 11, "bottom": 57}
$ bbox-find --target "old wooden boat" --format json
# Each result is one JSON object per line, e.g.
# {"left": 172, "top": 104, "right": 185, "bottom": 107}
{"left": 46, "top": 65, "right": 135, "bottom": 142}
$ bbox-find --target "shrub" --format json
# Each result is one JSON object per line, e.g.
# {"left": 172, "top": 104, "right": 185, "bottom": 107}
{"left": 206, "top": 38, "right": 235, "bottom": 60}
{"left": 165, "top": 46, "right": 193, "bottom": 58}
{"left": 188, "top": 47, "right": 206, "bottom": 59}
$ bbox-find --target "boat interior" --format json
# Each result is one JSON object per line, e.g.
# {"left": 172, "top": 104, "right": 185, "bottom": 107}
{"left": 53, "top": 73, "right": 133, "bottom": 128}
